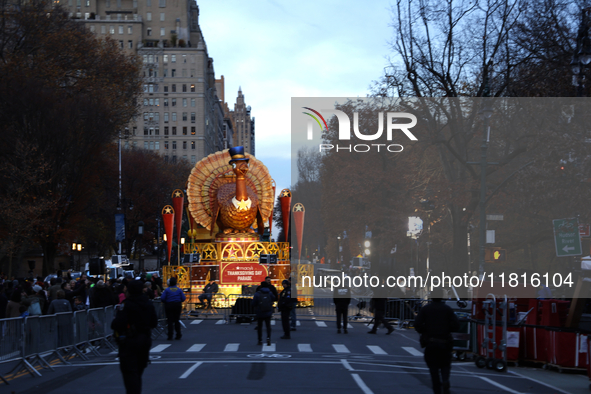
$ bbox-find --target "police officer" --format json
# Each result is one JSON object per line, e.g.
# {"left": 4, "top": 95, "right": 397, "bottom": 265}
{"left": 415, "top": 288, "right": 460, "bottom": 394}
{"left": 111, "top": 280, "right": 158, "bottom": 394}
{"left": 278, "top": 279, "right": 295, "bottom": 339}
{"left": 160, "top": 277, "right": 186, "bottom": 340}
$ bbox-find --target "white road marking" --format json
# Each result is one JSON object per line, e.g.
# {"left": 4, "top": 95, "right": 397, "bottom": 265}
{"left": 332, "top": 344, "right": 350, "bottom": 353}
{"left": 215, "top": 320, "right": 225, "bottom": 324}
{"left": 262, "top": 343, "right": 276, "bottom": 352}
{"left": 351, "top": 373, "right": 374, "bottom": 394}
{"left": 402, "top": 347, "right": 423, "bottom": 356}
{"left": 190, "top": 320, "right": 203, "bottom": 325}
{"left": 341, "top": 359, "right": 354, "bottom": 371}
{"left": 224, "top": 343, "right": 240, "bottom": 352}
{"left": 296, "top": 321, "right": 301, "bottom": 326}
{"left": 179, "top": 362, "right": 202, "bottom": 379}
{"left": 367, "top": 345, "right": 387, "bottom": 355}
{"left": 271, "top": 320, "right": 276, "bottom": 325}
{"left": 316, "top": 321, "right": 327, "bottom": 327}
{"left": 478, "top": 376, "right": 523, "bottom": 394}
{"left": 150, "top": 344, "right": 171, "bottom": 353}
{"left": 298, "top": 344, "right": 312, "bottom": 352}
{"left": 186, "top": 344, "right": 206, "bottom": 352}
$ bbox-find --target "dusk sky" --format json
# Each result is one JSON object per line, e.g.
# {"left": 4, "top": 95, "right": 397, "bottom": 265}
{"left": 198, "top": 0, "right": 394, "bottom": 202}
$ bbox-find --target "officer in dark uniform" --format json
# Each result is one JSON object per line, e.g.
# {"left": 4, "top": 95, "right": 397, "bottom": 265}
{"left": 415, "top": 288, "right": 460, "bottom": 394}
{"left": 111, "top": 280, "right": 158, "bottom": 394}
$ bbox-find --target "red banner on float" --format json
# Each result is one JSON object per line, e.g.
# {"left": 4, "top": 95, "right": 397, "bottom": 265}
{"left": 172, "top": 189, "right": 184, "bottom": 244}
{"left": 220, "top": 262, "right": 268, "bottom": 285}
{"left": 162, "top": 205, "right": 175, "bottom": 263}
{"left": 278, "top": 188, "right": 291, "bottom": 242}
{"left": 293, "top": 203, "right": 305, "bottom": 260}
{"left": 269, "top": 180, "right": 276, "bottom": 235}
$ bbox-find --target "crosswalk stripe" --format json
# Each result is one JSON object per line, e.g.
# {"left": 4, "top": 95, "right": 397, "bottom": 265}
{"left": 150, "top": 344, "right": 171, "bottom": 353}
{"left": 186, "top": 344, "right": 206, "bottom": 352}
{"left": 262, "top": 343, "right": 276, "bottom": 351}
{"left": 224, "top": 343, "right": 239, "bottom": 352}
{"left": 179, "top": 362, "right": 202, "bottom": 379}
{"left": 402, "top": 347, "right": 423, "bottom": 356}
{"left": 271, "top": 320, "right": 276, "bottom": 325}
{"left": 215, "top": 320, "right": 225, "bottom": 325}
{"left": 296, "top": 321, "right": 301, "bottom": 326}
{"left": 348, "top": 323, "right": 353, "bottom": 329}
{"left": 316, "top": 321, "right": 327, "bottom": 327}
{"left": 367, "top": 345, "right": 387, "bottom": 355}
{"left": 332, "top": 344, "right": 350, "bottom": 353}
{"left": 298, "top": 344, "right": 312, "bottom": 352}
{"left": 190, "top": 320, "right": 203, "bottom": 325}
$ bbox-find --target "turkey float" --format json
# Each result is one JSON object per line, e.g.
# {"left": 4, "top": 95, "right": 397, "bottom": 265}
{"left": 187, "top": 146, "right": 274, "bottom": 239}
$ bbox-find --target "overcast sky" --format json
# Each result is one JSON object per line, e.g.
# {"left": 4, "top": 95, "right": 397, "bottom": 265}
{"left": 198, "top": 0, "right": 394, "bottom": 232}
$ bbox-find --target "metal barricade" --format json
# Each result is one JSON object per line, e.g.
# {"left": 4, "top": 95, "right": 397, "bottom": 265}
{"left": 22, "top": 316, "right": 56, "bottom": 372}
{"left": 0, "top": 318, "right": 23, "bottom": 363}
{"left": 227, "top": 294, "right": 256, "bottom": 323}
{"left": 71, "top": 310, "right": 90, "bottom": 360}
{"left": 150, "top": 299, "right": 167, "bottom": 340}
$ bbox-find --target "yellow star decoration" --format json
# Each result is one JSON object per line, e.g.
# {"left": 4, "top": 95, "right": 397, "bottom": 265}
{"left": 174, "top": 190, "right": 182, "bottom": 198}
{"left": 164, "top": 206, "right": 173, "bottom": 214}
{"left": 281, "top": 189, "right": 291, "bottom": 197}
{"left": 237, "top": 199, "right": 250, "bottom": 211}
{"left": 293, "top": 203, "right": 304, "bottom": 212}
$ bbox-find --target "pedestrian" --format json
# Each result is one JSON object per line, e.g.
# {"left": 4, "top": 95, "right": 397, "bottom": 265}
{"left": 251, "top": 281, "right": 275, "bottom": 345}
{"left": 333, "top": 277, "right": 351, "bottom": 334}
{"left": 415, "top": 288, "right": 460, "bottom": 394}
{"left": 198, "top": 279, "right": 218, "bottom": 309}
{"left": 47, "top": 290, "right": 72, "bottom": 314}
{"left": 288, "top": 276, "right": 297, "bottom": 331}
{"left": 278, "top": 279, "right": 295, "bottom": 339}
{"left": 367, "top": 296, "right": 394, "bottom": 335}
{"left": 111, "top": 280, "right": 158, "bottom": 394}
{"left": 160, "top": 277, "right": 186, "bottom": 340}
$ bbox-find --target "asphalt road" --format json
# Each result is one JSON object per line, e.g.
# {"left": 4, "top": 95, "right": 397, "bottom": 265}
{"left": 4, "top": 311, "right": 586, "bottom": 394}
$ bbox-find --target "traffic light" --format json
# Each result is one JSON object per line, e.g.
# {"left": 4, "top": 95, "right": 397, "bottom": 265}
{"left": 485, "top": 247, "right": 507, "bottom": 262}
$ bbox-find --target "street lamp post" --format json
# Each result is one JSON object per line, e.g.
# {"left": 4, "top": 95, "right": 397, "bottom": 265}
{"left": 571, "top": 8, "right": 591, "bottom": 97}
{"left": 137, "top": 221, "right": 144, "bottom": 273}
{"left": 72, "top": 243, "right": 83, "bottom": 271}
{"left": 163, "top": 234, "right": 169, "bottom": 266}
{"left": 336, "top": 235, "right": 341, "bottom": 269}
{"left": 477, "top": 95, "right": 493, "bottom": 277}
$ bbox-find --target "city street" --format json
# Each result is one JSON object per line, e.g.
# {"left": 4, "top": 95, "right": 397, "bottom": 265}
{"left": 5, "top": 315, "right": 589, "bottom": 394}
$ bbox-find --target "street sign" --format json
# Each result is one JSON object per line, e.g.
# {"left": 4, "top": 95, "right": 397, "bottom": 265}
{"left": 553, "top": 218, "right": 583, "bottom": 257}
{"left": 580, "top": 224, "right": 590, "bottom": 238}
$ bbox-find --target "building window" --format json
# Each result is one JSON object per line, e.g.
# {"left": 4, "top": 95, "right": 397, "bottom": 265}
{"left": 171, "top": 98, "right": 176, "bottom": 107}
{"left": 163, "top": 69, "right": 168, "bottom": 77}
{"left": 148, "top": 54, "right": 154, "bottom": 63}
{"left": 147, "top": 0, "right": 151, "bottom": 6}
{"left": 183, "top": 127, "right": 187, "bottom": 135}
{"left": 172, "top": 141, "right": 176, "bottom": 150}
{"left": 172, "top": 126, "right": 177, "bottom": 135}
{"left": 190, "top": 68, "right": 195, "bottom": 77}
{"left": 133, "top": 126, "right": 137, "bottom": 135}
{"left": 143, "top": 55, "right": 147, "bottom": 63}
{"left": 171, "top": 84, "right": 176, "bottom": 92}
{"left": 182, "top": 84, "right": 186, "bottom": 92}
{"left": 183, "top": 141, "right": 187, "bottom": 149}
{"left": 148, "top": 84, "right": 154, "bottom": 93}
{"left": 143, "top": 127, "right": 148, "bottom": 135}
{"left": 144, "top": 142, "right": 149, "bottom": 149}
{"left": 149, "top": 141, "right": 154, "bottom": 150}
{"left": 165, "top": 141, "right": 169, "bottom": 149}
{"left": 155, "top": 141, "right": 160, "bottom": 150}
{"left": 118, "top": 25, "right": 123, "bottom": 34}
{"left": 90, "top": 25, "right": 95, "bottom": 33}
{"left": 182, "top": 112, "right": 187, "bottom": 121}
{"left": 119, "top": 40, "right": 124, "bottom": 49}
{"left": 191, "top": 98, "right": 195, "bottom": 107}
{"left": 164, "top": 127, "right": 169, "bottom": 135}
{"left": 155, "top": 98, "right": 159, "bottom": 106}
{"left": 171, "top": 54, "right": 176, "bottom": 63}
{"left": 128, "top": 40, "right": 133, "bottom": 49}
{"left": 106, "top": 0, "right": 110, "bottom": 7}
{"left": 148, "top": 99, "right": 154, "bottom": 107}
{"left": 171, "top": 69, "right": 176, "bottom": 77}
{"left": 86, "top": 0, "right": 90, "bottom": 6}
{"left": 182, "top": 155, "right": 188, "bottom": 162}
{"left": 128, "top": 25, "right": 132, "bottom": 34}
{"left": 191, "top": 155, "right": 196, "bottom": 164}
{"left": 164, "top": 112, "right": 169, "bottom": 122}
{"left": 164, "top": 98, "right": 169, "bottom": 106}
{"left": 160, "top": 28, "right": 165, "bottom": 36}
{"left": 182, "top": 69, "right": 187, "bottom": 77}
{"left": 190, "top": 84, "right": 195, "bottom": 92}
{"left": 191, "top": 112, "right": 195, "bottom": 123}
{"left": 160, "top": 12, "right": 165, "bottom": 21}
{"left": 191, "top": 141, "right": 196, "bottom": 150}
{"left": 147, "top": 28, "right": 152, "bottom": 36}
{"left": 147, "top": 12, "right": 152, "bottom": 21}
{"left": 191, "top": 126, "right": 195, "bottom": 135}
{"left": 85, "top": 13, "right": 90, "bottom": 20}
{"left": 163, "top": 85, "right": 168, "bottom": 92}
{"left": 101, "top": 25, "right": 106, "bottom": 34}
{"left": 154, "top": 112, "right": 160, "bottom": 121}
{"left": 160, "top": 0, "right": 166, "bottom": 6}
{"left": 155, "top": 127, "right": 159, "bottom": 136}
{"left": 143, "top": 112, "right": 148, "bottom": 121}
{"left": 182, "top": 55, "right": 186, "bottom": 63}
{"left": 164, "top": 155, "right": 169, "bottom": 162}
{"left": 182, "top": 98, "right": 187, "bottom": 107}
{"left": 172, "top": 113, "right": 177, "bottom": 122}
{"left": 172, "top": 155, "right": 176, "bottom": 163}
{"left": 109, "top": 26, "right": 115, "bottom": 34}
{"left": 163, "top": 54, "right": 168, "bottom": 63}
{"left": 148, "top": 112, "right": 154, "bottom": 121}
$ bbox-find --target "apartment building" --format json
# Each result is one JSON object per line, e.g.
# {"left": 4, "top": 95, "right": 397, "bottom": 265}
{"left": 60, "top": 0, "right": 226, "bottom": 164}
{"left": 230, "top": 87, "right": 255, "bottom": 155}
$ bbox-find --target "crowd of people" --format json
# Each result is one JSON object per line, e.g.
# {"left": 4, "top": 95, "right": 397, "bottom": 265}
{"left": 0, "top": 271, "right": 164, "bottom": 319}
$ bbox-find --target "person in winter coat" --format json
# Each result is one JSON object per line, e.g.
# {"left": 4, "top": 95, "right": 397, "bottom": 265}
{"left": 278, "top": 280, "right": 296, "bottom": 339}
{"left": 368, "top": 296, "right": 394, "bottom": 335}
{"left": 91, "top": 280, "right": 117, "bottom": 308}
{"left": 333, "top": 279, "right": 351, "bottom": 334}
{"left": 111, "top": 280, "right": 158, "bottom": 394}
{"left": 251, "top": 281, "right": 275, "bottom": 345}
{"left": 160, "top": 277, "right": 186, "bottom": 340}
{"left": 47, "top": 290, "right": 73, "bottom": 314}
{"left": 415, "top": 288, "right": 460, "bottom": 394}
